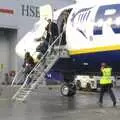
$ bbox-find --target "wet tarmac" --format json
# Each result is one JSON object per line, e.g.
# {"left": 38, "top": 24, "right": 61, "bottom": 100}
{"left": 0, "top": 86, "right": 120, "bottom": 120}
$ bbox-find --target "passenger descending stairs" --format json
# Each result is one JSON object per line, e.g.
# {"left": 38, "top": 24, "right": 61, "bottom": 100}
{"left": 12, "top": 33, "right": 69, "bottom": 102}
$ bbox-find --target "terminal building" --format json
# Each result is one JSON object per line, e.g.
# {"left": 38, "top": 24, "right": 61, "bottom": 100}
{"left": 0, "top": 0, "right": 74, "bottom": 80}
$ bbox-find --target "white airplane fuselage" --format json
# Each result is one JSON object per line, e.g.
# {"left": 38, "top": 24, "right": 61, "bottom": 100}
{"left": 64, "top": 0, "right": 120, "bottom": 74}
{"left": 16, "top": 0, "right": 120, "bottom": 75}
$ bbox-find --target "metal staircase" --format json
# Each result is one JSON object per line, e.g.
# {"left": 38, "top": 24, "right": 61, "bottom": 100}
{"left": 11, "top": 51, "right": 38, "bottom": 86}
{"left": 12, "top": 33, "right": 69, "bottom": 102}
{"left": 11, "top": 67, "right": 25, "bottom": 86}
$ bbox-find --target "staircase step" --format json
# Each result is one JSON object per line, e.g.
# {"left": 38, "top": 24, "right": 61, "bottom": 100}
{"left": 16, "top": 98, "right": 25, "bottom": 102}
{"left": 12, "top": 35, "right": 65, "bottom": 102}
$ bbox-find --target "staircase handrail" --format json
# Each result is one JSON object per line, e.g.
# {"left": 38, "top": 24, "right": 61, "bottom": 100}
{"left": 11, "top": 51, "right": 37, "bottom": 87}
{"left": 12, "top": 32, "right": 63, "bottom": 101}
{"left": 20, "top": 32, "right": 63, "bottom": 88}
{"left": 11, "top": 67, "right": 24, "bottom": 86}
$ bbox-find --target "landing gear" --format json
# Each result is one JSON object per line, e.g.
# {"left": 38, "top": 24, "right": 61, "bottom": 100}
{"left": 60, "top": 82, "right": 76, "bottom": 96}
{"left": 60, "top": 72, "right": 76, "bottom": 96}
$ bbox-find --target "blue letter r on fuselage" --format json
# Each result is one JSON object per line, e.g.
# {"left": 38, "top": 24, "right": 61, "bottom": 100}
{"left": 93, "top": 4, "right": 120, "bottom": 35}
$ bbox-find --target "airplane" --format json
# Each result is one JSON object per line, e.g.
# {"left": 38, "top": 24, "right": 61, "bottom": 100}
{"left": 15, "top": 0, "right": 120, "bottom": 96}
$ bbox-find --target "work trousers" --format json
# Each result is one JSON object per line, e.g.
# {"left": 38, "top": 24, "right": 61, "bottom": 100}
{"left": 23, "top": 66, "right": 33, "bottom": 85}
{"left": 99, "top": 84, "right": 116, "bottom": 104}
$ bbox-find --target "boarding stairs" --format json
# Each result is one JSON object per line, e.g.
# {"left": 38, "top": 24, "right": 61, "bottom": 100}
{"left": 11, "top": 67, "right": 25, "bottom": 86}
{"left": 11, "top": 33, "right": 69, "bottom": 102}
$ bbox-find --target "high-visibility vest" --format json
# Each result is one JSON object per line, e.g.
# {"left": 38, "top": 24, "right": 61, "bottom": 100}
{"left": 100, "top": 67, "right": 112, "bottom": 84}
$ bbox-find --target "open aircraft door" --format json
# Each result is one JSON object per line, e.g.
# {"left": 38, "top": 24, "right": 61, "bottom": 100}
{"left": 16, "top": 4, "right": 53, "bottom": 59}
{"left": 40, "top": 4, "right": 53, "bottom": 20}
{"left": 31, "top": 4, "right": 54, "bottom": 59}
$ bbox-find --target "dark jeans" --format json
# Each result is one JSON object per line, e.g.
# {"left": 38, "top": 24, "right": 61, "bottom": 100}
{"left": 23, "top": 66, "right": 33, "bottom": 85}
{"left": 99, "top": 84, "right": 116, "bottom": 104}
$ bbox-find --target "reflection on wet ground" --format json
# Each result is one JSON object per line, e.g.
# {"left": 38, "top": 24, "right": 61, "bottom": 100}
{"left": 0, "top": 86, "right": 120, "bottom": 120}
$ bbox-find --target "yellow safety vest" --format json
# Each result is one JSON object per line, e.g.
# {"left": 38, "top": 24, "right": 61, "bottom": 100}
{"left": 100, "top": 67, "right": 112, "bottom": 85}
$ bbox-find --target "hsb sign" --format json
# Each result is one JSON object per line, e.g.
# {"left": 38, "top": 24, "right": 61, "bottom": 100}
{"left": 21, "top": 4, "right": 40, "bottom": 18}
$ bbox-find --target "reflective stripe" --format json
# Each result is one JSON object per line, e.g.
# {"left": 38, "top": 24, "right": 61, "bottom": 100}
{"left": 100, "top": 67, "right": 112, "bottom": 84}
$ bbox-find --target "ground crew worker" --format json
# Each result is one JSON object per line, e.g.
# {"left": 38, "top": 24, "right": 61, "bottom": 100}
{"left": 98, "top": 62, "right": 116, "bottom": 107}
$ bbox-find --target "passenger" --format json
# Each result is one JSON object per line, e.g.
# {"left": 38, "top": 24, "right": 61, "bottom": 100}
{"left": 4, "top": 73, "right": 10, "bottom": 85}
{"left": 35, "top": 54, "right": 41, "bottom": 64}
{"left": 36, "top": 39, "right": 48, "bottom": 55}
{"left": 36, "top": 19, "right": 59, "bottom": 56}
{"left": 45, "top": 19, "right": 59, "bottom": 45}
{"left": 98, "top": 62, "right": 116, "bottom": 107}
{"left": 23, "top": 52, "right": 35, "bottom": 69}
{"left": 23, "top": 52, "right": 35, "bottom": 84}
{"left": 60, "top": 10, "right": 71, "bottom": 45}
{"left": 60, "top": 13, "right": 68, "bottom": 45}
{"left": 9, "top": 70, "right": 16, "bottom": 84}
